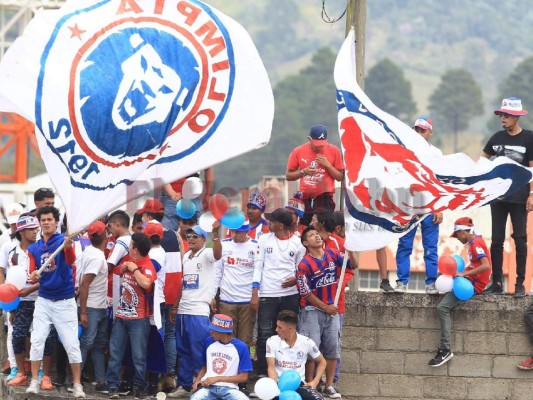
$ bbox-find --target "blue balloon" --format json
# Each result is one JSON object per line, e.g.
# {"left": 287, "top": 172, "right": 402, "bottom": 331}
{"left": 453, "top": 276, "right": 474, "bottom": 301}
{"left": 279, "top": 391, "right": 302, "bottom": 400}
{"left": 277, "top": 369, "right": 301, "bottom": 392}
{"left": 176, "top": 199, "right": 196, "bottom": 219}
{"left": 220, "top": 207, "right": 246, "bottom": 230}
{"left": 452, "top": 255, "right": 465, "bottom": 273}
{"left": 0, "top": 297, "right": 19, "bottom": 311}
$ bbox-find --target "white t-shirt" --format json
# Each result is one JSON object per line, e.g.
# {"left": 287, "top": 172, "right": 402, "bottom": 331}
{"left": 0, "top": 230, "right": 13, "bottom": 251}
{"left": 149, "top": 246, "right": 166, "bottom": 305}
{"left": 6, "top": 243, "right": 37, "bottom": 302}
{"left": 78, "top": 246, "right": 108, "bottom": 309}
{"left": 0, "top": 236, "right": 17, "bottom": 270}
{"left": 253, "top": 233, "right": 305, "bottom": 297}
{"left": 179, "top": 247, "right": 216, "bottom": 316}
{"left": 215, "top": 238, "right": 257, "bottom": 303}
{"left": 266, "top": 333, "right": 321, "bottom": 380}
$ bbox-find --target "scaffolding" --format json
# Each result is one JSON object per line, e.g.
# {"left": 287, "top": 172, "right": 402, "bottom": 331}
{"left": 0, "top": 0, "right": 64, "bottom": 182}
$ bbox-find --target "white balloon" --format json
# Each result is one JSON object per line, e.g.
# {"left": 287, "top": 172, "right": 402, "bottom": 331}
{"left": 6, "top": 265, "right": 27, "bottom": 290}
{"left": 435, "top": 275, "right": 454, "bottom": 293}
{"left": 254, "top": 377, "right": 280, "bottom": 400}
{"left": 199, "top": 212, "right": 217, "bottom": 233}
{"left": 182, "top": 177, "right": 203, "bottom": 200}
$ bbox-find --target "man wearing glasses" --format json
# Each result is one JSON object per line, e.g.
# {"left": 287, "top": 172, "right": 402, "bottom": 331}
{"left": 169, "top": 223, "right": 221, "bottom": 398}
{"left": 395, "top": 117, "right": 443, "bottom": 295}
{"left": 482, "top": 97, "right": 533, "bottom": 297}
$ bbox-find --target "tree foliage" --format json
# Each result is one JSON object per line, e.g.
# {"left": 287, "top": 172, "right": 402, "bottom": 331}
{"left": 428, "top": 69, "right": 483, "bottom": 148}
{"left": 216, "top": 47, "right": 338, "bottom": 189}
{"left": 365, "top": 58, "right": 417, "bottom": 123}
{"left": 487, "top": 56, "right": 533, "bottom": 133}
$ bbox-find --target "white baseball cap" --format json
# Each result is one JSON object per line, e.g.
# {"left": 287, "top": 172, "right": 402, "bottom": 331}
{"left": 6, "top": 203, "right": 25, "bottom": 224}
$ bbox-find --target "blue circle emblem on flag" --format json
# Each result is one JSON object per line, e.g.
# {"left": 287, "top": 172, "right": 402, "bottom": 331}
{"left": 34, "top": 0, "right": 235, "bottom": 186}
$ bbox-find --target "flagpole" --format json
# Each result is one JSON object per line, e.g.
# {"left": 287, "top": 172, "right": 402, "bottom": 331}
{"left": 340, "top": 0, "right": 366, "bottom": 292}
{"left": 36, "top": 230, "right": 83, "bottom": 275}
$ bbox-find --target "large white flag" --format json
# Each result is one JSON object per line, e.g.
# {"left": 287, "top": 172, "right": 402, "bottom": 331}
{"left": 335, "top": 29, "right": 533, "bottom": 251}
{"left": 0, "top": 0, "right": 273, "bottom": 233}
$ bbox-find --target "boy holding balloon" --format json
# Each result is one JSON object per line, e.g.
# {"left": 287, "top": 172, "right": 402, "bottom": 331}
{"left": 429, "top": 217, "right": 491, "bottom": 367}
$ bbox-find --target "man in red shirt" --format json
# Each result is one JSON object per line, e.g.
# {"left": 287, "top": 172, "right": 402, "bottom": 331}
{"left": 286, "top": 125, "right": 344, "bottom": 227}
{"left": 428, "top": 217, "right": 491, "bottom": 368}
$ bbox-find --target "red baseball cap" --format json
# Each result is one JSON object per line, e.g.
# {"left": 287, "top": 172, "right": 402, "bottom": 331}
{"left": 137, "top": 199, "right": 164, "bottom": 214}
{"left": 87, "top": 221, "right": 106, "bottom": 237}
{"left": 144, "top": 220, "right": 164, "bottom": 239}
{"left": 451, "top": 217, "right": 474, "bottom": 238}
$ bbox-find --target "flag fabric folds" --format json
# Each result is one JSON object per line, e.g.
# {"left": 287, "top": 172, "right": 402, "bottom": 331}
{"left": 0, "top": 0, "right": 274, "bottom": 233}
{"left": 335, "top": 29, "right": 533, "bottom": 251}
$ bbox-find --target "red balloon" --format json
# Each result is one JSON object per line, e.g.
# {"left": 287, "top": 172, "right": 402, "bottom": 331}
{"left": 209, "top": 194, "right": 229, "bottom": 220}
{"left": 0, "top": 283, "right": 19, "bottom": 303}
{"left": 438, "top": 255, "right": 458, "bottom": 276}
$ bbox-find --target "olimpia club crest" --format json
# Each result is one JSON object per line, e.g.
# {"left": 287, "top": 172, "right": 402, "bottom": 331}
{"left": 35, "top": 0, "right": 234, "bottom": 187}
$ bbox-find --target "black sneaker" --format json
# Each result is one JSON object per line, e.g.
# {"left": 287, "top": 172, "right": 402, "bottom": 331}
{"left": 118, "top": 381, "right": 132, "bottom": 396}
{"left": 95, "top": 381, "right": 109, "bottom": 394}
{"left": 379, "top": 279, "right": 396, "bottom": 294}
{"left": 109, "top": 388, "right": 119, "bottom": 399}
{"left": 514, "top": 284, "right": 526, "bottom": 298}
{"left": 134, "top": 387, "right": 149, "bottom": 399}
{"left": 428, "top": 349, "right": 453, "bottom": 367}
{"left": 483, "top": 282, "right": 503, "bottom": 295}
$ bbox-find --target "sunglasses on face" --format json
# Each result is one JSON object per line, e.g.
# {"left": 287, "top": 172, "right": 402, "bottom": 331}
{"left": 36, "top": 188, "right": 54, "bottom": 195}
{"left": 186, "top": 234, "right": 202, "bottom": 239}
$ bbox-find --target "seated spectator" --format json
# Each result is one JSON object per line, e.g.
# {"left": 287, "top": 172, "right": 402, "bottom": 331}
{"left": 190, "top": 314, "right": 252, "bottom": 400}
{"left": 429, "top": 217, "right": 491, "bottom": 367}
{"left": 266, "top": 310, "right": 326, "bottom": 400}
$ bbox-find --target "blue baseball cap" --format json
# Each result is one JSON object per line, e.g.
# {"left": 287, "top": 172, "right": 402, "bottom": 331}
{"left": 309, "top": 125, "right": 328, "bottom": 145}
{"left": 187, "top": 225, "right": 207, "bottom": 238}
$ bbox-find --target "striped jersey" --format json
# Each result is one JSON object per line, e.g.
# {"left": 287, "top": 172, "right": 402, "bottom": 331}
{"left": 296, "top": 248, "right": 352, "bottom": 308}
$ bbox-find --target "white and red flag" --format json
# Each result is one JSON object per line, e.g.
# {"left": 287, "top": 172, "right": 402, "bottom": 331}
{"left": 0, "top": 0, "right": 273, "bottom": 233}
{"left": 335, "top": 29, "right": 533, "bottom": 251}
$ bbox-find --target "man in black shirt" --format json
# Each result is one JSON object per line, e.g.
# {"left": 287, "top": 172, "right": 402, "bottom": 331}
{"left": 482, "top": 97, "right": 533, "bottom": 297}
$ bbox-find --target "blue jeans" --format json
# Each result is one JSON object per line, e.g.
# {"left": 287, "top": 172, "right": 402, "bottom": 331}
{"left": 106, "top": 318, "right": 150, "bottom": 390}
{"left": 80, "top": 308, "right": 108, "bottom": 382}
{"left": 175, "top": 314, "right": 210, "bottom": 388}
{"left": 191, "top": 386, "right": 249, "bottom": 400}
{"left": 161, "top": 304, "right": 177, "bottom": 374}
{"left": 396, "top": 214, "right": 438, "bottom": 285}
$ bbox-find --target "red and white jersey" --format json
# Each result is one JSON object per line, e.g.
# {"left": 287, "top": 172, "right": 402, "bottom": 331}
{"left": 253, "top": 233, "right": 305, "bottom": 297}
{"left": 161, "top": 229, "right": 182, "bottom": 305}
{"left": 215, "top": 238, "right": 257, "bottom": 303}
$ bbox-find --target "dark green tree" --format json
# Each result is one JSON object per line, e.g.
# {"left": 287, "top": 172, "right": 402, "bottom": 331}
{"left": 487, "top": 55, "right": 533, "bottom": 134}
{"left": 216, "top": 47, "right": 338, "bottom": 189}
{"left": 365, "top": 58, "right": 417, "bottom": 123}
{"left": 429, "top": 68, "right": 483, "bottom": 152}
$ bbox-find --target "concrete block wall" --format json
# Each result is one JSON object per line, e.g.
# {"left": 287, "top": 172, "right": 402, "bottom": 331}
{"left": 338, "top": 292, "right": 533, "bottom": 400}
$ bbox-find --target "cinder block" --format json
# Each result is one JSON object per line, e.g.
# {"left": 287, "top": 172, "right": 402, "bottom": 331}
{"left": 404, "top": 352, "right": 447, "bottom": 376}
{"left": 338, "top": 373, "right": 379, "bottom": 397}
{"left": 377, "top": 328, "right": 420, "bottom": 351}
{"left": 365, "top": 305, "right": 410, "bottom": 328}
{"left": 492, "top": 355, "right": 533, "bottom": 379}
{"left": 423, "top": 376, "right": 467, "bottom": 399}
{"left": 495, "top": 309, "right": 526, "bottom": 333}
{"left": 448, "top": 354, "right": 492, "bottom": 377}
{"left": 454, "top": 310, "right": 493, "bottom": 332}
{"left": 342, "top": 326, "right": 377, "bottom": 351}
{"left": 511, "top": 379, "right": 533, "bottom": 400}
{"left": 360, "top": 351, "right": 404, "bottom": 374}
{"left": 339, "top": 349, "right": 360, "bottom": 373}
{"left": 410, "top": 308, "right": 440, "bottom": 329}
{"left": 465, "top": 378, "right": 511, "bottom": 400}
{"left": 506, "top": 332, "right": 531, "bottom": 355}
{"left": 379, "top": 374, "right": 424, "bottom": 398}
{"left": 463, "top": 332, "right": 507, "bottom": 355}
{"left": 342, "top": 304, "right": 367, "bottom": 327}
{"left": 419, "top": 330, "right": 440, "bottom": 352}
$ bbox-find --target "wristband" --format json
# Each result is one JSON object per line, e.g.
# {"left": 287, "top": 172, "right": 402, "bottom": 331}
{"left": 212, "top": 237, "right": 220, "bottom": 241}
{"left": 529, "top": 191, "right": 533, "bottom": 195}
{"left": 131, "top": 268, "right": 140, "bottom": 274}
{"left": 300, "top": 170, "right": 306, "bottom": 177}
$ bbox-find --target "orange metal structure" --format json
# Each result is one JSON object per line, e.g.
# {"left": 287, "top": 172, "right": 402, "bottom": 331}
{"left": 0, "top": 112, "right": 39, "bottom": 183}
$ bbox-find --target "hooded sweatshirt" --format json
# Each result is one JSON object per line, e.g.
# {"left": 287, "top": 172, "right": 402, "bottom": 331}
{"left": 28, "top": 233, "right": 76, "bottom": 300}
